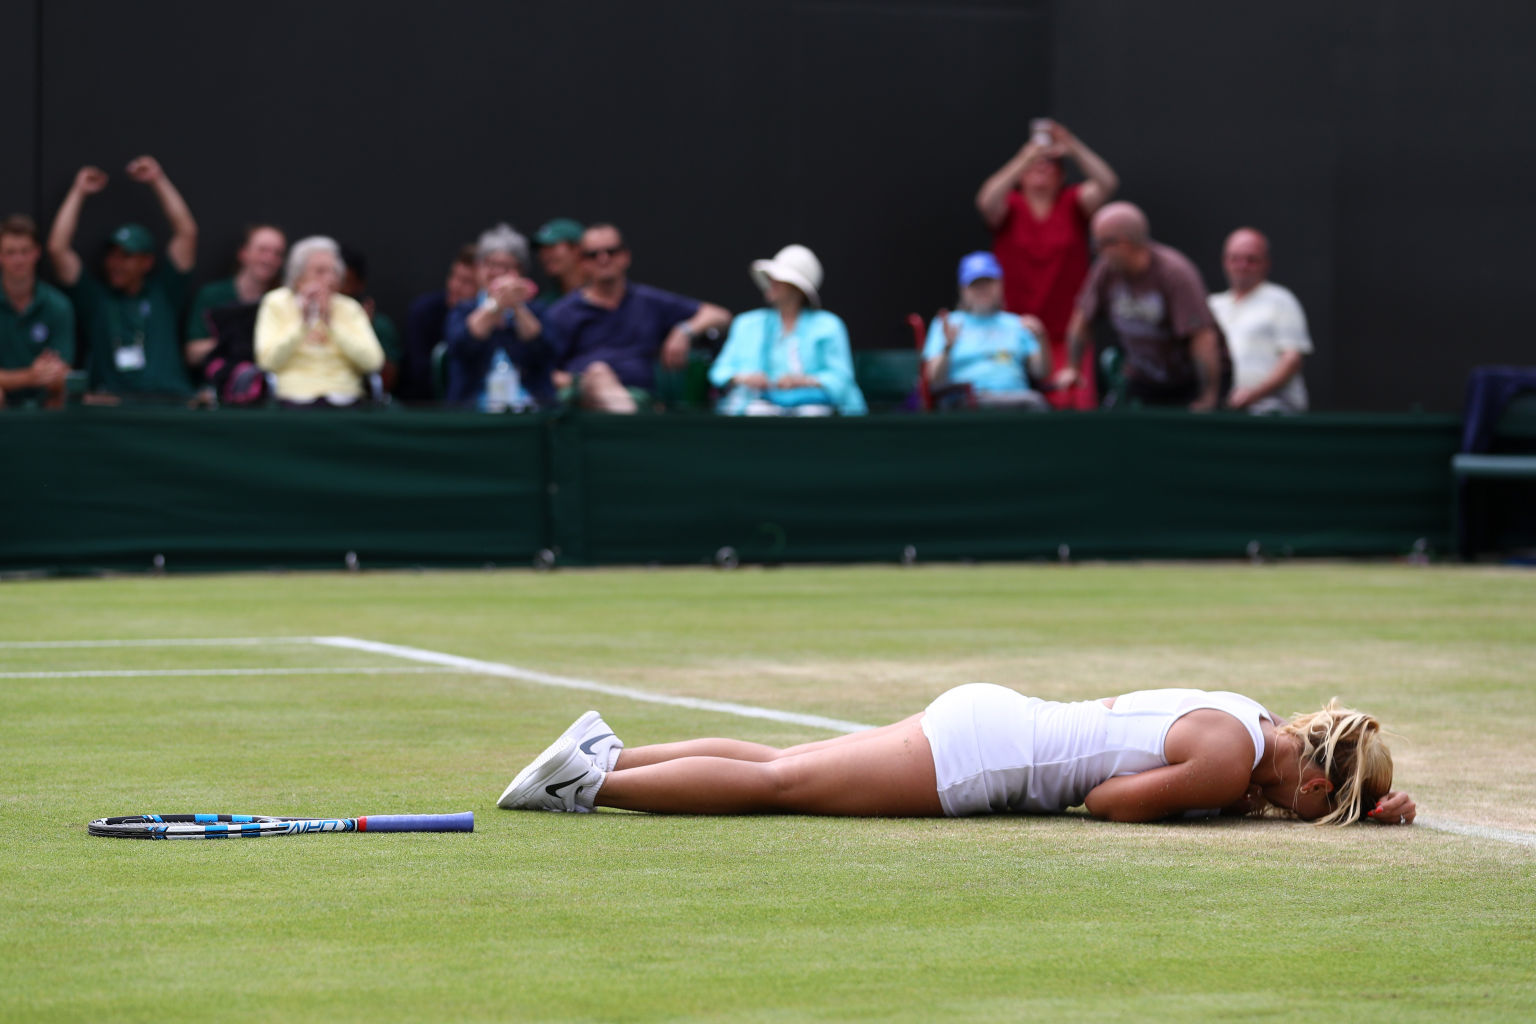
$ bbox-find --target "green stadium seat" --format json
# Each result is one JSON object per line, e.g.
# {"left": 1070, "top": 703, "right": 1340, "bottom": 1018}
{"left": 854, "top": 350, "right": 918, "bottom": 412}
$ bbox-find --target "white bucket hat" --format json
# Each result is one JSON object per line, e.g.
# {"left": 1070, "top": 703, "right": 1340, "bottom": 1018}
{"left": 750, "top": 244, "right": 823, "bottom": 307}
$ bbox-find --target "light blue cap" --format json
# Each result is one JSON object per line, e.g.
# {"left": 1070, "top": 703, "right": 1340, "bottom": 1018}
{"left": 958, "top": 251, "right": 1003, "bottom": 286}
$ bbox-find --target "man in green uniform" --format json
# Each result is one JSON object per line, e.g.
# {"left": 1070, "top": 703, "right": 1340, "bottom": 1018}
{"left": 47, "top": 156, "right": 199, "bottom": 401}
{"left": 0, "top": 215, "right": 75, "bottom": 408}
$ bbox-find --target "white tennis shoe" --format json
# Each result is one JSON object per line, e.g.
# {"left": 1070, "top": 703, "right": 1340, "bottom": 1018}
{"left": 497, "top": 736, "right": 605, "bottom": 812}
{"left": 566, "top": 710, "right": 623, "bottom": 772}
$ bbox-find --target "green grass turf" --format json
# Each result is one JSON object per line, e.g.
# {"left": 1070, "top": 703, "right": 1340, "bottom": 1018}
{"left": 1, "top": 565, "right": 1534, "bottom": 1022}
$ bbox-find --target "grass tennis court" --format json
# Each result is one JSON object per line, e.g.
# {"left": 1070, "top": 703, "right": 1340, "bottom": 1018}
{"left": 2, "top": 564, "right": 1534, "bottom": 1022}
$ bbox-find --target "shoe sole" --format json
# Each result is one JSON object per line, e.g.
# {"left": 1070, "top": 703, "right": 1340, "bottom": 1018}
{"left": 497, "top": 711, "right": 599, "bottom": 807}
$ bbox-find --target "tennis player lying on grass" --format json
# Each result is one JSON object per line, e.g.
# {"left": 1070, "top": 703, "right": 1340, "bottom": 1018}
{"left": 498, "top": 684, "right": 1417, "bottom": 825}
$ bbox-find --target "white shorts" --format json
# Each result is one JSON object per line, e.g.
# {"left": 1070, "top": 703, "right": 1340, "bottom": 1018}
{"left": 920, "top": 682, "right": 1041, "bottom": 817}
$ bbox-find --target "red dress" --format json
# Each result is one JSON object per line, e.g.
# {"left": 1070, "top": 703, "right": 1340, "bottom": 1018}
{"left": 992, "top": 184, "right": 1098, "bottom": 409}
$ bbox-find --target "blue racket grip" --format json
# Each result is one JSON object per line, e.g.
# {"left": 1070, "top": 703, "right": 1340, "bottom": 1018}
{"left": 359, "top": 811, "right": 474, "bottom": 833}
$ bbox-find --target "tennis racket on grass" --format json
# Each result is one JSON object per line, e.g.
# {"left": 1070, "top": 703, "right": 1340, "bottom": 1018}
{"left": 88, "top": 811, "right": 473, "bottom": 839}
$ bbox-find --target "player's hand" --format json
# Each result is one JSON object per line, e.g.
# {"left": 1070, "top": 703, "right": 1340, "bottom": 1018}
{"left": 74, "top": 166, "right": 109, "bottom": 195}
{"left": 125, "top": 155, "right": 165, "bottom": 184}
{"left": 1366, "top": 791, "right": 1416, "bottom": 825}
{"left": 734, "top": 372, "right": 769, "bottom": 390}
{"left": 774, "top": 373, "right": 818, "bottom": 390}
{"left": 1052, "top": 366, "right": 1080, "bottom": 390}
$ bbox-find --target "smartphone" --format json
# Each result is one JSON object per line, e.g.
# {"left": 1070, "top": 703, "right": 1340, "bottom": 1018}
{"left": 1030, "top": 118, "right": 1052, "bottom": 147}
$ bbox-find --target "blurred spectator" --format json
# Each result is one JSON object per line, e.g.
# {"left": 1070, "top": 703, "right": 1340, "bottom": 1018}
{"left": 709, "top": 244, "right": 865, "bottom": 416}
{"left": 545, "top": 224, "right": 730, "bottom": 413}
{"left": 399, "top": 244, "right": 479, "bottom": 403}
{"left": 183, "top": 224, "right": 286, "bottom": 371}
{"left": 255, "top": 236, "right": 383, "bottom": 406}
{"left": 534, "top": 218, "right": 587, "bottom": 299}
{"left": 339, "top": 247, "right": 400, "bottom": 392}
{"left": 976, "top": 120, "right": 1117, "bottom": 411}
{"left": 0, "top": 214, "right": 74, "bottom": 409}
{"left": 1208, "top": 227, "right": 1311, "bottom": 414}
{"left": 47, "top": 157, "right": 198, "bottom": 400}
{"left": 921, "top": 252, "right": 1049, "bottom": 411}
{"left": 441, "top": 225, "right": 553, "bottom": 411}
{"left": 1063, "top": 202, "right": 1230, "bottom": 411}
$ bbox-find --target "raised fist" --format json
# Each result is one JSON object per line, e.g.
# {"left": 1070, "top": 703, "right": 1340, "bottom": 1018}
{"left": 125, "top": 155, "right": 165, "bottom": 184}
{"left": 74, "top": 166, "right": 109, "bottom": 194}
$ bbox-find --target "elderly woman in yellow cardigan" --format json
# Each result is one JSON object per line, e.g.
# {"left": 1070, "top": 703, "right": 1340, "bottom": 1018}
{"left": 255, "top": 236, "right": 383, "bottom": 406}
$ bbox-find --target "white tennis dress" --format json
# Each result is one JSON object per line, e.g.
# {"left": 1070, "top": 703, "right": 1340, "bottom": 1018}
{"left": 920, "top": 684, "right": 1276, "bottom": 817}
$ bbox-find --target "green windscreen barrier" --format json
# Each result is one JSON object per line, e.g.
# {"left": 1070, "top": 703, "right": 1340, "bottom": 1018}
{"left": 1, "top": 408, "right": 547, "bottom": 573}
{"left": 0, "top": 408, "right": 1460, "bottom": 573}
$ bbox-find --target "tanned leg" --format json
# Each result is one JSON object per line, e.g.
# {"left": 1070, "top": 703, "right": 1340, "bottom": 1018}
{"left": 578, "top": 361, "right": 639, "bottom": 413}
{"left": 596, "top": 715, "right": 941, "bottom": 816}
{"left": 613, "top": 719, "right": 921, "bottom": 770}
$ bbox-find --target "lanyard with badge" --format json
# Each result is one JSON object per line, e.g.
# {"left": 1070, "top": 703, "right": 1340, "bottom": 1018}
{"left": 113, "top": 295, "right": 152, "bottom": 372}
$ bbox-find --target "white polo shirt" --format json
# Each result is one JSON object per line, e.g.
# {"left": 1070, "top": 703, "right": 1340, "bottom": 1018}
{"left": 1209, "top": 281, "right": 1312, "bottom": 413}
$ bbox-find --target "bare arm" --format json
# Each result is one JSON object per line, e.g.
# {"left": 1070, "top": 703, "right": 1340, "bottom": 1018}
{"left": 48, "top": 166, "right": 109, "bottom": 286}
{"left": 1188, "top": 326, "right": 1222, "bottom": 412}
{"left": 1228, "top": 349, "right": 1304, "bottom": 409}
{"left": 662, "top": 303, "right": 732, "bottom": 371}
{"left": 688, "top": 302, "right": 732, "bottom": 335}
{"left": 1083, "top": 756, "right": 1251, "bottom": 823}
{"left": 127, "top": 157, "right": 197, "bottom": 273}
{"left": 976, "top": 142, "right": 1047, "bottom": 229}
{"left": 923, "top": 311, "right": 959, "bottom": 386}
{"left": 1054, "top": 124, "right": 1119, "bottom": 215}
{"left": 1025, "top": 343, "right": 1051, "bottom": 382}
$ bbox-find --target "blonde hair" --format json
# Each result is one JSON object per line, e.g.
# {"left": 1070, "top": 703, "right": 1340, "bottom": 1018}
{"left": 1276, "top": 698, "right": 1394, "bottom": 826}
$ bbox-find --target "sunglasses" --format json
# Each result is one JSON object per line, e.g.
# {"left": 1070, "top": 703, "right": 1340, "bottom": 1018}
{"left": 581, "top": 245, "right": 626, "bottom": 260}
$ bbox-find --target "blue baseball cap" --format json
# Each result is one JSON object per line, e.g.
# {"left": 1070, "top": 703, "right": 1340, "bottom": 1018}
{"left": 958, "top": 251, "right": 1002, "bottom": 286}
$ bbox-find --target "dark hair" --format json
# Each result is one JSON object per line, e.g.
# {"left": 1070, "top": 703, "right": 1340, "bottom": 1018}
{"left": 1, "top": 214, "right": 39, "bottom": 244}
{"left": 340, "top": 246, "right": 368, "bottom": 283}
{"left": 453, "top": 243, "right": 478, "bottom": 269}
{"left": 241, "top": 223, "right": 286, "bottom": 248}
{"left": 583, "top": 222, "right": 624, "bottom": 247}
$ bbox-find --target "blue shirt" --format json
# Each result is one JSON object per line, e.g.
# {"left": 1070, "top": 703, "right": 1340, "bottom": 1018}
{"left": 442, "top": 297, "right": 555, "bottom": 408}
{"left": 922, "top": 310, "right": 1039, "bottom": 394}
{"left": 709, "top": 307, "right": 867, "bottom": 415}
{"left": 544, "top": 282, "right": 700, "bottom": 391}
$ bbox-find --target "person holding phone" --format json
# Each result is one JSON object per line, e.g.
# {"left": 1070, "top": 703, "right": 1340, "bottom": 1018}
{"left": 975, "top": 121, "right": 1119, "bottom": 410}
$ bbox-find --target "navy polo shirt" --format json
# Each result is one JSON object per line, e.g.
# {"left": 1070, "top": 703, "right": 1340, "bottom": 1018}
{"left": 544, "top": 282, "right": 700, "bottom": 391}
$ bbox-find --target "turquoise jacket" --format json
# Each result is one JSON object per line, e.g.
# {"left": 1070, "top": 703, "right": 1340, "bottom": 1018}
{"left": 709, "top": 307, "right": 867, "bottom": 415}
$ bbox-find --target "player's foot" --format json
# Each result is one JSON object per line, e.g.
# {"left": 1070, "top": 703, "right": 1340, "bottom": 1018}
{"left": 566, "top": 710, "right": 623, "bottom": 771}
{"left": 497, "top": 736, "right": 605, "bottom": 812}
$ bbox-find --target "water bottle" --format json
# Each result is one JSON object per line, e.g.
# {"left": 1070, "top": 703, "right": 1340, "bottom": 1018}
{"left": 484, "top": 350, "right": 521, "bottom": 413}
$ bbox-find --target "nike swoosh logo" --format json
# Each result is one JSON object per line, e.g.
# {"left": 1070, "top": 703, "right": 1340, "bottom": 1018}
{"left": 546, "top": 773, "right": 586, "bottom": 799}
{"left": 580, "top": 732, "right": 615, "bottom": 756}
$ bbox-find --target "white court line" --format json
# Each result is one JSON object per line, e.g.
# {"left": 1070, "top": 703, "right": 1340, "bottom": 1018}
{"left": 0, "top": 637, "right": 318, "bottom": 649}
{"left": 8, "top": 634, "right": 1532, "bottom": 848}
{"left": 1415, "top": 817, "right": 1536, "bottom": 848}
{"left": 0, "top": 666, "right": 461, "bottom": 680}
{"left": 311, "top": 636, "right": 874, "bottom": 734}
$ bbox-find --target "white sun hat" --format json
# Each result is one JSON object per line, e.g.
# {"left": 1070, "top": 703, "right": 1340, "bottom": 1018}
{"left": 750, "top": 244, "right": 823, "bottom": 307}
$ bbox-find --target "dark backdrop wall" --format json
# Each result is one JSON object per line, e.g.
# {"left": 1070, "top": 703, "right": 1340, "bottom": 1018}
{"left": 10, "top": 0, "right": 1533, "bottom": 411}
